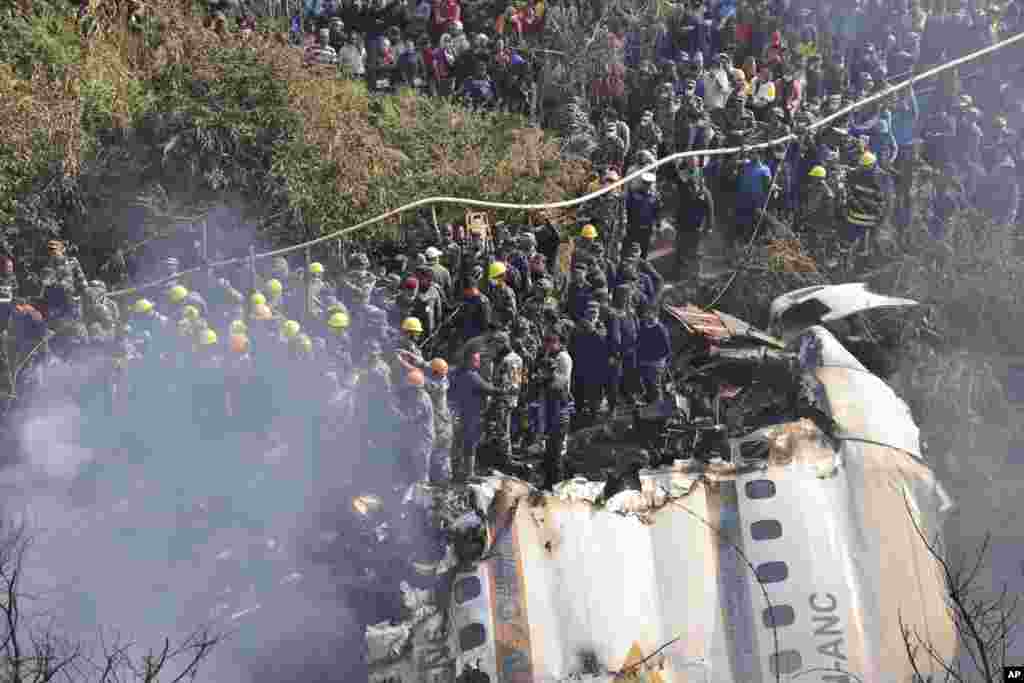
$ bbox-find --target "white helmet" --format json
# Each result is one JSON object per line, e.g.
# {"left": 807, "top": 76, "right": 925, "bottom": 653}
{"left": 451, "top": 20, "right": 463, "bottom": 32}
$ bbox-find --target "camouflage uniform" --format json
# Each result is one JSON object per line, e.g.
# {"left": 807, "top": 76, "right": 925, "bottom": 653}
{"left": 591, "top": 129, "right": 627, "bottom": 174}
{"left": 41, "top": 254, "right": 88, "bottom": 319}
{"left": 634, "top": 114, "right": 663, "bottom": 156}
{"left": 489, "top": 280, "right": 517, "bottom": 330}
{"left": 84, "top": 281, "right": 120, "bottom": 333}
{"left": 489, "top": 347, "right": 524, "bottom": 458}
{"left": 400, "top": 385, "right": 436, "bottom": 484}
{"left": 654, "top": 86, "right": 679, "bottom": 155}
{"left": 425, "top": 374, "right": 454, "bottom": 483}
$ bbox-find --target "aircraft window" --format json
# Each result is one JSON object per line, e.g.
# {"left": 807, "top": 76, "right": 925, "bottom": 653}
{"left": 769, "top": 649, "right": 803, "bottom": 675}
{"left": 751, "top": 519, "right": 782, "bottom": 541}
{"left": 745, "top": 480, "right": 776, "bottom": 499}
{"left": 454, "top": 576, "right": 482, "bottom": 604}
{"left": 755, "top": 561, "right": 789, "bottom": 584}
{"left": 459, "top": 623, "right": 487, "bottom": 651}
{"left": 762, "top": 605, "right": 795, "bottom": 628}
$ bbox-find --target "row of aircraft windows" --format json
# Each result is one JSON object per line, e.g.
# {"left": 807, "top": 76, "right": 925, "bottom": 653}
{"left": 449, "top": 479, "right": 805, "bottom": 673}
{"left": 746, "top": 478, "right": 805, "bottom": 677}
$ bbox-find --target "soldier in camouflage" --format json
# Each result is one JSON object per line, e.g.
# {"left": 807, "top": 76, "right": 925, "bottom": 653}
{"left": 396, "top": 368, "right": 435, "bottom": 485}
{"left": 84, "top": 280, "right": 120, "bottom": 333}
{"left": 41, "top": 240, "right": 88, "bottom": 334}
{"left": 591, "top": 121, "right": 627, "bottom": 176}
{"left": 634, "top": 110, "right": 663, "bottom": 157}
{"left": 487, "top": 331, "right": 523, "bottom": 461}
{"left": 486, "top": 262, "right": 517, "bottom": 331}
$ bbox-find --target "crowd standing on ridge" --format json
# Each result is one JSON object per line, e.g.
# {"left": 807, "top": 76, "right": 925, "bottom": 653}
{"left": 3, "top": 0, "right": 1024, "bottom": 494}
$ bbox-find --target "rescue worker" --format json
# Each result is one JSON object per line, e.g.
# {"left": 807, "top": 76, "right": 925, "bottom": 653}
{"left": 459, "top": 277, "right": 492, "bottom": 341}
{"left": 425, "top": 358, "right": 454, "bottom": 483}
{"left": 607, "top": 283, "right": 639, "bottom": 412}
{"left": 675, "top": 161, "right": 715, "bottom": 278}
{"left": 396, "top": 368, "right": 435, "bottom": 486}
{"left": 399, "top": 316, "right": 426, "bottom": 360}
{"left": 452, "top": 348, "right": 510, "bottom": 481}
{"left": 570, "top": 300, "right": 608, "bottom": 423}
{"left": 425, "top": 246, "right": 452, "bottom": 301}
{"left": 735, "top": 151, "right": 771, "bottom": 246}
{"left": 625, "top": 173, "right": 661, "bottom": 258}
{"left": 489, "top": 331, "right": 523, "bottom": 462}
{"left": 634, "top": 110, "right": 663, "bottom": 156}
{"left": 326, "top": 310, "right": 354, "bottom": 376}
{"left": 636, "top": 302, "right": 670, "bottom": 404}
{"left": 487, "top": 262, "right": 517, "bottom": 330}
{"left": 40, "top": 239, "right": 88, "bottom": 322}
{"left": 845, "top": 151, "right": 889, "bottom": 256}
{"left": 537, "top": 331, "right": 573, "bottom": 490}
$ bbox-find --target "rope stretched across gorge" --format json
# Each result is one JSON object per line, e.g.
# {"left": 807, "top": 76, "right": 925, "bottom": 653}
{"left": 107, "top": 29, "right": 1024, "bottom": 300}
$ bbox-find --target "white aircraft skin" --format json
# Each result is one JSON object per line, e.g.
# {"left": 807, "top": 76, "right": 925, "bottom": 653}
{"left": 373, "top": 285, "right": 957, "bottom": 683}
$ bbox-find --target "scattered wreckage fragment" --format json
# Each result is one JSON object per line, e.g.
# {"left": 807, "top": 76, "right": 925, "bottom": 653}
{"left": 362, "top": 284, "right": 955, "bottom": 683}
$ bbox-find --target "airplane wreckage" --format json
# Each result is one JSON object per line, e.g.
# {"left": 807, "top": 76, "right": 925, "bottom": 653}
{"left": 343, "top": 284, "right": 956, "bottom": 683}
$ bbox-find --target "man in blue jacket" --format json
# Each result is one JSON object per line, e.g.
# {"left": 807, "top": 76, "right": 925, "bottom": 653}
{"left": 625, "top": 173, "right": 662, "bottom": 258}
{"left": 735, "top": 152, "right": 771, "bottom": 246}
{"left": 636, "top": 302, "right": 671, "bottom": 404}
{"left": 891, "top": 82, "right": 919, "bottom": 232}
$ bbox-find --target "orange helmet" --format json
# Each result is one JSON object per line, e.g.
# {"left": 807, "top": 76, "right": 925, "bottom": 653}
{"left": 229, "top": 334, "right": 250, "bottom": 354}
{"left": 430, "top": 358, "right": 449, "bottom": 376}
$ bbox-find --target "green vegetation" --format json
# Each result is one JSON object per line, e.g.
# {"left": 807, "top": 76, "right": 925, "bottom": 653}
{"left": 0, "top": 1, "right": 586, "bottom": 270}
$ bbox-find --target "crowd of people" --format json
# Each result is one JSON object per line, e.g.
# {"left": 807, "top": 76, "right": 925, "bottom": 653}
{"left": 237, "top": 0, "right": 1024, "bottom": 264}
{"left": 3, "top": 0, "right": 1024, "bottom": 494}
{"left": 0, "top": 221, "right": 675, "bottom": 492}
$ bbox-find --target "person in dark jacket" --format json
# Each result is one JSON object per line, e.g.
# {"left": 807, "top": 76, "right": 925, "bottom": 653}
{"left": 606, "top": 284, "right": 639, "bottom": 412}
{"left": 636, "top": 302, "right": 671, "bottom": 404}
{"left": 451, "top": 348, "right": 510, "bottom": 480}
{"left": 625, "top": 173, "right": 662, "bottom": 258}
{"left": 570, "top": 301, "right": 608, "bottom": 424}
{"left": 675, "top": 161, "right": 715, "bottom": 279}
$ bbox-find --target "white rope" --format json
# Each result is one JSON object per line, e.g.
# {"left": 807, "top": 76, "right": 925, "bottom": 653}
{"left": 108, "top": 29, "right": 1024, "bottom": 299}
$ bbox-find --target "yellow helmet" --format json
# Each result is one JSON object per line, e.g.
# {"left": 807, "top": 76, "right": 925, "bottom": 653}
{"left": 168, "top": 285, "right": 188, "bottom": 304}
{"left": 487, "top": 262, "right": 507, "bottom": 280}
{"left": 581, "top": 224, "right": 598, "bottom": 240}
{"left": 401, "top": 317, "right": 424, "bottom": 334}
{"left": 281, "top": 319, "right": 301, "bottom": 339}
{"left": 250, "top": 292, "right": 267, "bottom": 307}
{"left": 198, "top": 329, "right": 218, "bottom": 346}
{"left": 327, "top": 311, "right": 350, "bottom": 329}
{"left": 132, "top": 299, "right": 154, "bottom": 315}
{"left": 309, "top": 262, "right": 325, "bottom": 275}
{"left": 229, "top": 319, "right": 248, "bottom": 335}
{"left": 860, "top": 151, "right": 877, "bottom": 168}
{"left": 265, "top": 279, "right": 283, "bottom": 297}
{"left": 182, "top": 305, "right": 200, "bottom": 321}
{"left": 808, "top": 165, "right": 827, "bottom": 178}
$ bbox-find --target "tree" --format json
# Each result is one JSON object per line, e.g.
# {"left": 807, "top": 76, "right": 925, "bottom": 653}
{"left": 0, "top": 519, "right": 224, "bottom": 683}
{"left": 899, "top": 496, "right": 1021, "bottom": 683}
